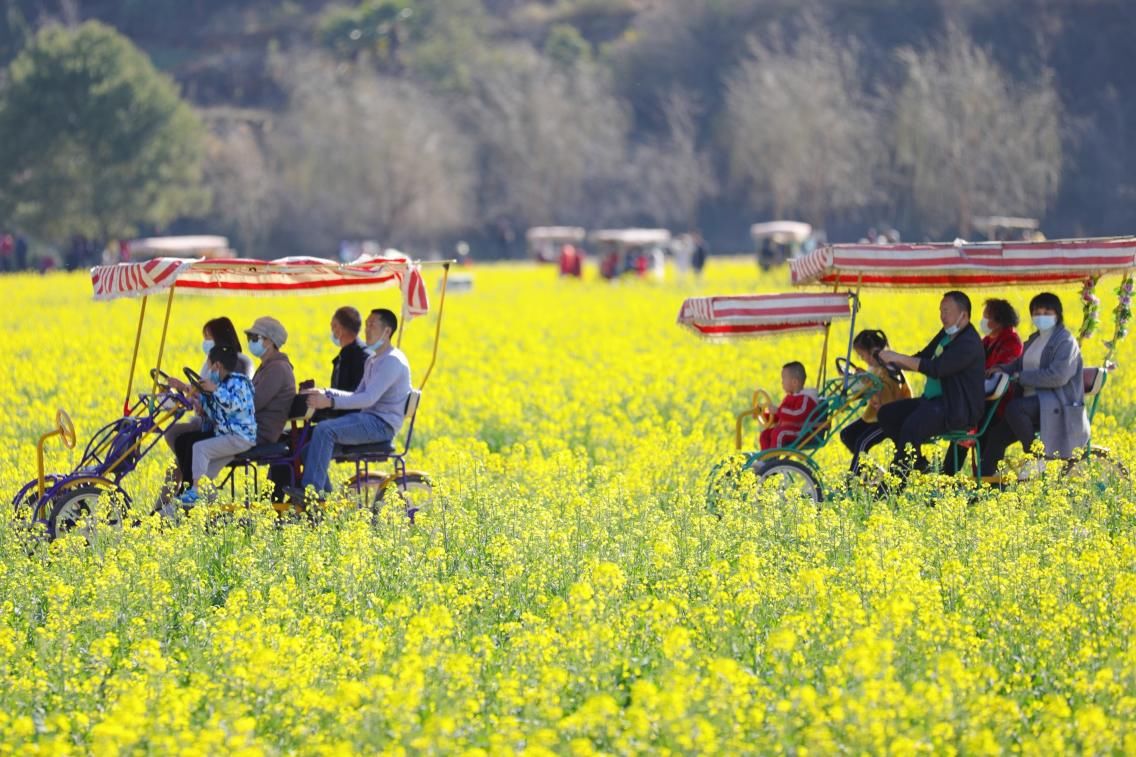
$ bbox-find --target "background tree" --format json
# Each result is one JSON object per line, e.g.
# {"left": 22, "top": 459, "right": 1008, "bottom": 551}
{"left": 268, "top": 54, "right": 474, "bottom": 250}
{"left": 465, "top": 48, "right": 628, "bottom": 231}
{"left": 623, "top": 89, "right": 716, "bottom": 229}
{"left": 202, "top": 119, "right": 280, "bottom": 258}
{"left": 317, "top": 0, "right": 414, "bottom": 71}
{"left": 724, "top": 23, "right": 882, "bottom": 226}
{"left": 0, "top": 21, "right": 208, "bottom": 242}
{"left": 893, "top": 26, "right": 1062, "bottom": 237}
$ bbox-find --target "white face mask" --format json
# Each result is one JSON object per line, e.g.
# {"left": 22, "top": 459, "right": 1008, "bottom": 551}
{"left": 978, "top": 318, "right": 992, "bottom": 335}
{"left": 944, "top": 314, "right": 965, "bottom": 337}
{"left": 1032, "top": 314, "right": 1057, "bottom": 332}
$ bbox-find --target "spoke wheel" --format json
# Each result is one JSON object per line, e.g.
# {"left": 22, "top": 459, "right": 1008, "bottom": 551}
{"left": 386, "top": 473, "right": 433, "bottom": 522}
{"left": 47, "top": 485, "right": 125, "bottom": 541}
{"left": 753, "top": 458, "right": 822, "bottom": 503}
{"left": 1063, "top": 447, "right": 1129, "bottom": 489}
{"left": 355, "top": 472, "right": 433, "bottom": 522}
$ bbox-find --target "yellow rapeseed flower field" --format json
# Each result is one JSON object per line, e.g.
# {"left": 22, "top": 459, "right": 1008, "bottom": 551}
{"left": 1, "top": 260, "right": 1135, "bottom": 754}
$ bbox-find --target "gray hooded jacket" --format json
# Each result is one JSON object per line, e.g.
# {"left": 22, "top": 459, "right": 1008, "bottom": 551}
{"left": 1004, "top": 324, "right": 1090, "bottom": 458}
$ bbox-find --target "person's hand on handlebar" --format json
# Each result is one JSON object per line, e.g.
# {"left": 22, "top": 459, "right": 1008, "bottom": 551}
{"left": 876, "top": 349, "right": 919, "bottom": 372}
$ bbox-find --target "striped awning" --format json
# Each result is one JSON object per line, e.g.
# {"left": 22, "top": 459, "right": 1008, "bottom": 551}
{"left": 791, "top": 237, "right": 1136, "bottom": 288}
{"left": 678, "top": 292, "right": 851, "bottom": 340}
{"left": 90, "top": 253, "right": 429, "bottom": 320}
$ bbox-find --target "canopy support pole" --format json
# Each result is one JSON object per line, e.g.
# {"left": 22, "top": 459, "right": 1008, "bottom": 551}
{"left": 816, "top": 277, "right": 842, "bottom": 389}
{"left": 418, "top": 262, "right": 451, "bottom": 391}
{"left": 153, "top": 286, "right": 177, "bottom": 389}
{"left": 124, "top": 297, "right": 148, "bottom": 414}
{"left": 843, "top": 278, "right": 863, "bottom": 392}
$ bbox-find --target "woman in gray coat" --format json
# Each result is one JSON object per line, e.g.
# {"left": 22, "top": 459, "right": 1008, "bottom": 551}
{"left": 980, "top": 292, "right": 1090, "bottom": 478}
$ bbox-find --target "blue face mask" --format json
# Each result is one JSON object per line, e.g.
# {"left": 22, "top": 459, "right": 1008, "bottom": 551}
{"left": 248, "top": 339, "right": 267, "bottom": 358}
{"left": 331, "top": 331, "right": 340, "bottom": 348}
{"left": 202, "top": 339, "right": 215, "bottom": 355}
{"left": 1032, "top": 314, "right": 1057, "bottom": 331}
{"left": 366, "top": 335, "right": 386, "bottom": 352}
{"left": 209, "top": 369, "right": 221, "bottom": 384}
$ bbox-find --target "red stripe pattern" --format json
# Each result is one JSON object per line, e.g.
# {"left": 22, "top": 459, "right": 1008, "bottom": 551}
{"left": 677, "top": 292, "right": 850, "bottom": 340}
{"left": 91, "top": 253, "right": 430, "bottom": 320}
{"left": 790, "top": 237, "right": 1136, "bottom": 288}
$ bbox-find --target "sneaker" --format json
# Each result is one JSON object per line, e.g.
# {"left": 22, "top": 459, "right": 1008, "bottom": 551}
{"left": 1017, "top": 458, "right": 1046, "bottom": 482}
{"left": 281, "top": 485, "right": 326, "bottom": 505}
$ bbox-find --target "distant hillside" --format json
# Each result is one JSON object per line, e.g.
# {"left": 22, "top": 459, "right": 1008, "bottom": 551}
{"left": 3, "top": 0, "right": 1135, "bottom": 256}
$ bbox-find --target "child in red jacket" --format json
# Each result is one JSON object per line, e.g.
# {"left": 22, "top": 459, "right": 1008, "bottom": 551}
{"left": 760, "top": 361, "right": 820, "bottom": 450}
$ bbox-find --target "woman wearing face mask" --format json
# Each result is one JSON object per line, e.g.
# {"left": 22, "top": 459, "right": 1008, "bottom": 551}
{"left": 980, "top": 292, "right": 1089, "bottom": 479}
{"left": 242, "top": 316, "right": 298, "bottom": 449}
{"left": 979, "top": 299, "right": 1024, "bottom": 376}
{"left": 158, "top": 317, "right": 253, "bottom": 505}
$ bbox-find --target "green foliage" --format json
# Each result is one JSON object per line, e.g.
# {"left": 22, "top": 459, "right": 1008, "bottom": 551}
{"left": 317, "top": 0, "right": 415, "bottom": 66}
{"left": 544, "top": 23, "right": 591, "bottom": 69}
{"left": 0, "top": 21, "right": 208, "bottom": 242}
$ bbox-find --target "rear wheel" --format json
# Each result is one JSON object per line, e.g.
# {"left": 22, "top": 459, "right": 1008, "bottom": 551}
{"left": 381, "top": 473, "right": 433, "bottom": 522}
{"left": 753, "top": 458, "right": 822, "bottom": 503}
{"left": 1064, "top": 447, "right": 1129, "bottom": 489}
{"left": 47, "top": 485, "right": 126, "bottom": 541}
{"left": 355, "top": 472, "right": 433, "bottom": 522}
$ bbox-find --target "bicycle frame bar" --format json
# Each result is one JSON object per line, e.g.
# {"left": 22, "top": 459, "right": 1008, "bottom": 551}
{"left": 36, "top": 428, "right": 65, "bottom": 499}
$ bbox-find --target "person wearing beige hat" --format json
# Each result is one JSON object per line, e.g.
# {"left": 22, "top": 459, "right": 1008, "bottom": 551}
{"left": 244, "top": 316, "right": 297, "bottom": 446}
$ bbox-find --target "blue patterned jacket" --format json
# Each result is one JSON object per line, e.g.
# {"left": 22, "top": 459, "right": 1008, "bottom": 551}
{"left": 202, "top": 373, "right": 258, "bottom": 444}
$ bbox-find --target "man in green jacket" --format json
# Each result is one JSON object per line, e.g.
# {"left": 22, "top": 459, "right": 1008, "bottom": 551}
{"left": 876, "top": 291, "right": 986, "bottom": 478}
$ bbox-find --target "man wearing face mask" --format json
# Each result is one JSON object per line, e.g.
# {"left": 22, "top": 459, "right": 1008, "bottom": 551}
{"left": 980, "top": 292, "right": 1089, "bottom": 480}
{"left": 244, "top": 317, "right": 298, "bottom": 447}
{"left": 288, "top": 308, "right": 411, "bottom": 499}
{"left": 324, "top": 306, "right": 368, "bottom": 411}
{"left": 874, "top": 290, "right": 986, "bottom": 480}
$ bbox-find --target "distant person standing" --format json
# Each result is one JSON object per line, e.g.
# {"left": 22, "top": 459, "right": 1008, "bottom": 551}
{"left": 673, "top": 234, "right": 694, "bottom": 278}
{"left": 0, "top": 233, "right": 12, "bottom": 272}
{"left": 691, "top": 232, "right": 708, "bottom": 279}
{"left": 14, "top": 235, "right": 28, "bottom": 271}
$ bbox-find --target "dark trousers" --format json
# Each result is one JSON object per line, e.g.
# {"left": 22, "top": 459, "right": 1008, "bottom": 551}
{"left": 876, "top": 397, "right": 949, "bottom": 474}
{"left": 840, "top": 419, "right": 888, "bottom": 474}
{"left": 174, "top": 430, "right": 214, "bottom": 482}
{"left": 981, "top": 396, "right": 1041, "bottom": 476}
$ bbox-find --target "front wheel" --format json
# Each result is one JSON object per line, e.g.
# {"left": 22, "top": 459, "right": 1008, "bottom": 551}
{"left": 47, "top": 485, "right": 127, "bottom": 541}
{"left": 753, "top": 458, "right": 823, "bottom": 503}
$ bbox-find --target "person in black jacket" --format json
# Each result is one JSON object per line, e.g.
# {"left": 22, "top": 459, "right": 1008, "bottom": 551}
{"left": 875, "top": 291, "right": 986, "bottom": 478}
{"left": 310, "top": 306, "right": 369, "bottom": 423}
{"left": 268, "top": 306, "right": 371, "bottom": 500}
{"left": 329, "top": 306, "right": 369, "bottom": 394}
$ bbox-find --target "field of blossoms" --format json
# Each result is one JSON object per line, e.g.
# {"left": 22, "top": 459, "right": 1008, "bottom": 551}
{"left": 2, "top": 260, "right": 1136, "bottom": 754}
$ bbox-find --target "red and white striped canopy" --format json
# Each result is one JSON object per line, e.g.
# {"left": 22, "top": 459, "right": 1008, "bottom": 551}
{"left": 678, "top": 292, "right": 851, "bottom": 340}
{"left": 91, "top": 253, "right": 429, "bottom": 319}
{"left": 791, "top": 237, "right": 1136, "bottom": 288}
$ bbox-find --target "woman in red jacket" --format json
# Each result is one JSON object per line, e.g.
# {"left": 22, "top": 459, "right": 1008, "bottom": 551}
{"left": 981, "top": 298, "right": 1023, "bottom": 371}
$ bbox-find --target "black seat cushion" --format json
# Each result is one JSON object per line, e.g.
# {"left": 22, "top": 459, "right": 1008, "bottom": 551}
{"left": 334, "top": 440, "right": 395, "bottom": 458}
{"left": 232, "top": 441, "right": 290, "bottom": 462}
